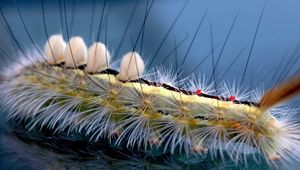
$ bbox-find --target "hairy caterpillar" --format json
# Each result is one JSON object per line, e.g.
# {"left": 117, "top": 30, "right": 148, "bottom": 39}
{"left": 0, "top": 0, "right": 300, "bottom": 169}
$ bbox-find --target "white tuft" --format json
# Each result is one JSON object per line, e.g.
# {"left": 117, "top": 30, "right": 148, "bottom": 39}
{"left": 154, "top": 66, "right": 184, "bottom": 87}
{"left": 117, "top": 52, "right": 144, "bottom": 81}
{"left": 219, "top": 81, "right": 251, "bottom": 101}
{"left": 65, "top": 36, "right": 87, "bottom": 67}
{"left": 85, "top": 42, "right": 111, "bottom": 73}
{"left": 188, "top": 74, "right": 215, "bottom": 94}
{"left": 44, "top": 34, "right": 66, "bottom": 65}
{"left": 2, "top": 49, "right": 41, "bottom": 78}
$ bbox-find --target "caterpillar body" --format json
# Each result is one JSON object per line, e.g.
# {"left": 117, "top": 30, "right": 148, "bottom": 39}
{"left": 1, "top": 33, "right": 300, "bottom": 169}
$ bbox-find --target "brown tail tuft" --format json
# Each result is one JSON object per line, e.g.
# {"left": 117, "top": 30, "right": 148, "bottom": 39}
{"left": 259, "top": 75, "right": 300, "bottom": 109}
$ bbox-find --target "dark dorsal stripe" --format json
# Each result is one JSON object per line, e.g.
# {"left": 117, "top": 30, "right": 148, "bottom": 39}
{"left": 57, "top": 64, "right": 258, "bottom": 107}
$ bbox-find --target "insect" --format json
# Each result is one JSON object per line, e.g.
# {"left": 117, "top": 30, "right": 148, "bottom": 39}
{"left": 0, "top": 0, "right": 300, "bottom": 169}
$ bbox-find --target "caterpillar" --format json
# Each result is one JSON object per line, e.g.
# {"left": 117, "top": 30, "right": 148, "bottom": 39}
{"left": 0, "top": 0, "right": 300, "bottom": 169}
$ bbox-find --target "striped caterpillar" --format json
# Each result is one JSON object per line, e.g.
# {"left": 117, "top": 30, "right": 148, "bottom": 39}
{"left": 1, "top": 33, "right": 300, "bottom": 168}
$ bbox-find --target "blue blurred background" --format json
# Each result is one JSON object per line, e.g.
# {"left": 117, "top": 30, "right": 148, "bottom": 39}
{"left": 0, "top": 0, "right": 299, "bottom": 169}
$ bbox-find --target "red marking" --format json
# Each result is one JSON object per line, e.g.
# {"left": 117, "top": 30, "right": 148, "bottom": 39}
{"left": 229, "top": 95, "right": 236, "bottom": 101}
{"left": 195, "top": 89, "right": 202, "bottom": 95}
